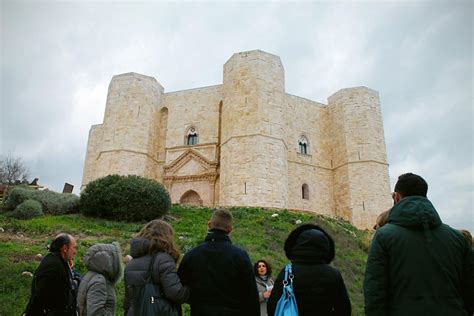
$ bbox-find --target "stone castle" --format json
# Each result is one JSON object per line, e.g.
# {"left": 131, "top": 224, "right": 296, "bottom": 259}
{"left": 82, "top": 50, "right": 392, "bottom": 229}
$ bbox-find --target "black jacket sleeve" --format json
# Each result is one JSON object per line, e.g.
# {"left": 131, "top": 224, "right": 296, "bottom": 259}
{"left": 240, "top": 252, "right": 260, "bottom": 316}
{"left": 334, "top": 270, "right": 351, "bottom": 316}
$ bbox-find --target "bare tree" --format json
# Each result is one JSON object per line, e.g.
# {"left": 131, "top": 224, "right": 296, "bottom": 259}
{"left": 0, "top": 154, "right": 30, "bottom": 184}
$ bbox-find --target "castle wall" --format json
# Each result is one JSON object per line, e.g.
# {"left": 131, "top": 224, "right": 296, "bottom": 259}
{"left": 81, "top": 50, "right": 392, "bottom": 229}
{"left": 220, "top": 51, "right": 288, "bottom": 208}
{"left": 81, "top": 124, "right": 104, "bottom": 190}
{"left": 161, "top": 85, "right": 222, "bottom": 164}
{"left": 285, "top": 94, "right": 334, "bottom": 213}
{"left": 328, "top": 87, "right": 392, "bottom": 228}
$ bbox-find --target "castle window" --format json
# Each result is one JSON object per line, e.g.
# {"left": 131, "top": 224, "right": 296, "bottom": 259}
{"left": 186, "top": 127, "right": 198, "bottom": 145}
{"left": 302, "top": 183, "right": 309, "bottom": 200}
{"left": 298, "top": 135, "right": 309, "bottom": 155}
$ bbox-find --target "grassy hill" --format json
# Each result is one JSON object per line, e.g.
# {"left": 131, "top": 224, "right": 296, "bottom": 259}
{"left": 0, "top": 205, "right": 371, "bottom": 315}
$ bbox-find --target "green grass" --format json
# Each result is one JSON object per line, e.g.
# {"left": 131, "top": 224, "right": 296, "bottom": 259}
{"left": 0, "top": 205, "right": 371, "bottom": 316}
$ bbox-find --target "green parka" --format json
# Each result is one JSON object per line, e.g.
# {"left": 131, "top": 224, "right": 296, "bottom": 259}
{"left": 364, "top": 196, "right": 474, "bottom": 316}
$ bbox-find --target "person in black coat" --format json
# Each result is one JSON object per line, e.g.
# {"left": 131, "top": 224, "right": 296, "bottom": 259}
{"left": 267, "top": 224, "right": 351, "bottom": 316}
{"left": 178, "top": 209, "right": 260, "bottom": 316}
{"left": 24, "top": 233, "right": 78, "bottom": 316}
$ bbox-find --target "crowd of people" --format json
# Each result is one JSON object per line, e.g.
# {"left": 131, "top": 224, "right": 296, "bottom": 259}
{"left": 23, "top": 173, "right": 473, "bottom": 316}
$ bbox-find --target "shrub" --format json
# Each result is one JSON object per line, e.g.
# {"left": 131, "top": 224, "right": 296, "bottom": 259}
{"left": 80, "top": 174, "right": 171, "bottom": 222}
{"left": 4, "top": 187, "right": 79, "bottom": 215}
{"left": 12, "top": 199, "right": 44, "bottom": 219}
{"left": 4, "top": 187, "right": 34, "bottom": 211}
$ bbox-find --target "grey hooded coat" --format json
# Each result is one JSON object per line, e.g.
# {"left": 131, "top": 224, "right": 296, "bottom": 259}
{"left": 77, "top": 242, "right": 123, "bottom": 316}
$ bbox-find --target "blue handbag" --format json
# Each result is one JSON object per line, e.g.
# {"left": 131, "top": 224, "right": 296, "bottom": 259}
{"left": 274, "top": 264, "right": 299, "bottom": 316}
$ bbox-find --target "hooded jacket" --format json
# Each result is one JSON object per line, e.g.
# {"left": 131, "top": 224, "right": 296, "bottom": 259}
{"left": 77, "top": 242, "right": 123, "bottom": 316}
{"left": 267, "top": 224, "right": 351, "bottom": 316}
{"left": 364, "top": 196, "right": 474, "bottom": 316}
{"left": 124, "top": 237, "right": 189, "bottom": 316}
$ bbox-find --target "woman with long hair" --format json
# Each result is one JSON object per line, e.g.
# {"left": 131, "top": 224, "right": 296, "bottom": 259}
{"left": 124, "top": 219, "right": 189, "bottom": 315}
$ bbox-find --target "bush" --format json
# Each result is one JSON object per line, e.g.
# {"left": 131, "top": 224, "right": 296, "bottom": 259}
{"left": 5, "top": 187, "right": 79, "bottom": 215}
{"left": 12, "top": 199, "right": 44, "bottom": 219}
{"left": 80, "top": 174, "right": 171, "bottom": 222}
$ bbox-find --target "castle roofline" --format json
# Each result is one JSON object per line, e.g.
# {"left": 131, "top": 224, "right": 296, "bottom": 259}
{"left": 328, "top": 86, "right": 379, "bottom": 103}
{"left": 111, "top": 72, "right": 163, "bottom": 88}
{"left": 165, "top": 84, "right": 222, "bottom": 95}
{"left": 224, "top": 49, "right": 282, "bottom": 66}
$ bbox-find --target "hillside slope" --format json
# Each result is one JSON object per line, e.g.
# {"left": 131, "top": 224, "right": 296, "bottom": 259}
{"left": 0, "top": 205, "right": 371, "bottom": 315}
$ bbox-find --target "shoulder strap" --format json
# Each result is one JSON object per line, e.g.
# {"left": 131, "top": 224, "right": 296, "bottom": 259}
{"left": 283, "top": 264, "right": 294, "bottom": 286}
{"left": 146, "top": 253, "right": 159, "bottom": 282}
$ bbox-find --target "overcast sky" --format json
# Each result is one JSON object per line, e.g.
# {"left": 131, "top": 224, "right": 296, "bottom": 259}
{"left": 1, "top": 1, "right": 472, "bottom": 231}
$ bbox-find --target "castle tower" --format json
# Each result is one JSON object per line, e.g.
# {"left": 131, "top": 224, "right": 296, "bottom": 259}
{"left": 220, "top": 50, "right": 288, "bottom": 208}
{"left": 328, "top": 87, "right": 392, "bottom": 228}
{"left": 82, "top": 73, "right": 163, "bottom": 187}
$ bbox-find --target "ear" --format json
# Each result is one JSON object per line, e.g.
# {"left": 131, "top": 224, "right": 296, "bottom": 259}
{"left": 60, "top": 244, "right": 68, "bottom": 256}
{"left": 227, "top": 225, "right": 233, "bottom": 234}
{"left": 207, "top": 221, "right": 212, "bottom": 230}
{"left": 393, "top": 192, "right": 401, "bottom": 204}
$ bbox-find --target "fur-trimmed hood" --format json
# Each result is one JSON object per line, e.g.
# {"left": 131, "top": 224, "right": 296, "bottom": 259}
{"left": 284, "top": 224, "right": 335, "bottom": 264}
{"left": 83, "top": 241, "right": 123, "bottom": 285}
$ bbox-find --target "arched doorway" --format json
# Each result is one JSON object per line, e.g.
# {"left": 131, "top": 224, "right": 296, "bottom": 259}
{"left": 180, "top": 190, "right": 203, "bottom": 206}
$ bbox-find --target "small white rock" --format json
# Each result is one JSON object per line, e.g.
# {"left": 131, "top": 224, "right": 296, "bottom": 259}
{"left": 35, "top": 254, "right": 43, "bottom": 261}
{"left": 22, "top": 271, "right": 33, "bottom": 277}
{"left": 179, "top": 236, "right": 185, "bottom": 240}
{"left": 295, "top": 220, "right": 302, "bottom": 225}
{"left": 0, "top": 227, "right": 4, "bottom": 233}
{"left": 271, "top": 213, "right": 279, "bottom": 218}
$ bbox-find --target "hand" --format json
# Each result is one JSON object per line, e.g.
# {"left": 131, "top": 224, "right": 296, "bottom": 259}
{"left": 263, "top": 291, "right": 271, "bottom": 299}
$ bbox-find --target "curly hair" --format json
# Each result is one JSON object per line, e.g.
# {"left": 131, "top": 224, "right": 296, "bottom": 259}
{"left": 254, "top": 259, "right": 272, "bottom": 277}
{"left": 136, "top": 219, "right": 181, "bottom": 262}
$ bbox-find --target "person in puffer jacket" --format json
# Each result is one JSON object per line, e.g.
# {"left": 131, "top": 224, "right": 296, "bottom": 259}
{"left": 364, "top": 173, "right": 474, "bottom": 316}
{"left": 267, "top": 224, "right": 351, "bottom": 316}
{"left": 77, "top": 241, "right": 123, "bottom": 316}
{"left": 124, "top": 219, "right": 189, "bottom": 316}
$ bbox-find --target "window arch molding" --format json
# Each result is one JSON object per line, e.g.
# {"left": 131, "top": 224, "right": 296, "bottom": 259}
{"left": 298, "top": 135, "right": 309, "bottom": 155}
{"left": 185, "top": 126, "right": 199, "bottom": 146}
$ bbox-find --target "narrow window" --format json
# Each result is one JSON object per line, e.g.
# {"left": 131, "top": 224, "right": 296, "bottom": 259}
{"left": 298, "top": 135, "right": 309, "bottom": 155}
{"left": 302, "top": 183, "right": 309, "bottom": 200}
{"left": 186, "top": 127, "right": 198, "bottom": 145}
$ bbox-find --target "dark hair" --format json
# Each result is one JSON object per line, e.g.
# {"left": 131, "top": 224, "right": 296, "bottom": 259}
{"left": 49, "top": 233, "right": 71, "bottom": 253}
{"left": 254, "top": 259, "right": 272, "bottom": 277}
{"left": 394, "top": 173, "right": 428, "bottom": 198}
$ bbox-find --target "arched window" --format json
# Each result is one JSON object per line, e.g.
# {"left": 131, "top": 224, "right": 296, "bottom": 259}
{"left": 186, "top": 127, "right": 198, "bottom": 145}
{"left": 302, "top": 183, "right": 309, "bottom": 200}
{"left": 298, "top": 135, "right": 309, "bottom": 154}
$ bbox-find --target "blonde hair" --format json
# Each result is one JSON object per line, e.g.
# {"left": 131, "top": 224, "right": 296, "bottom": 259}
{"left": 137, "top": 220, "right": 180, "bottom": 261}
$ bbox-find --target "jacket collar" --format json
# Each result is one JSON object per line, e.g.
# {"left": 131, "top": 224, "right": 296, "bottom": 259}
{"left": 204, "top": 229, "right": 232, "bottom": 243}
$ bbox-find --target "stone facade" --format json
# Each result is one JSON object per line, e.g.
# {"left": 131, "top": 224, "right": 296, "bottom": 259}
{"left": 82, "top": 50, "right": 392, "bottom": 229}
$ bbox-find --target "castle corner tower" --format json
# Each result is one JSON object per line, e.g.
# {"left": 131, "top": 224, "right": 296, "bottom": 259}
{"left": 220, "top": 50, "right": 288, "bottom": 208}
